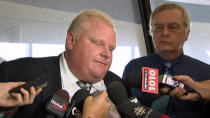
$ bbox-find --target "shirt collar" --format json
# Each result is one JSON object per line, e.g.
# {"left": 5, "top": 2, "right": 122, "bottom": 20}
{"left": 156, "top": 53, "right": 185, "bottom": 66}
{"left": 60, "top": 53, "right": 78, "bottom": 84}
{"left": 59, "top": 52, "right": 106, "bottom": 94}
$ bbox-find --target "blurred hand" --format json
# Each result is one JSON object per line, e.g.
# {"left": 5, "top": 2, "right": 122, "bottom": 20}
{"left": 173, "top": 75, "right": 210, "bottom": 102}
{"left": 82, "top": 91, "right": 110, "bottom": 118}
{"left": 0, "top": 82, "right": 42, "bottom": 107}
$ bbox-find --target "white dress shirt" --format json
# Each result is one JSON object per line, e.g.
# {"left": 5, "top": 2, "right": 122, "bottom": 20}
{"left": 59, "top": 53, "right": 121, "bottom": 118}
{"left": 59, "top": 53, "right": 106, "bottom": 101}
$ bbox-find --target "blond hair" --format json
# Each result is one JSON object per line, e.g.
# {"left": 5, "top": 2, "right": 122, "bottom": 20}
{"left": 67, "top": 9, "right": 115, "bottom": 39}
{"left": 149, "top": 2, "right": 190, "bottom": 34}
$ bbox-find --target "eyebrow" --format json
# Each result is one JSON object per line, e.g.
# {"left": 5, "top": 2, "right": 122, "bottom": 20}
{"left": 89, "top": 38, "right": 116, "bottom": 49}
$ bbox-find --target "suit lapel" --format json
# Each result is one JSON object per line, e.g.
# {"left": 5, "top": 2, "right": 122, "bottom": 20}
{"left": 40, "top": 56, "right": 62, "bottom": 101}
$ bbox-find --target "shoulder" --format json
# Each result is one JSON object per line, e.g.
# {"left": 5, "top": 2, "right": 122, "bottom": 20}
{"left": 1, "top": 56, "right": 59, "bottom": 67}
{"left": 128, "top": 54, "right": 157, "bottom": 64}
{"left": 124, "top": 54, "right": 158, "bottom": 71}
{"left": 182, "top": 55, "right": 210, "bottom": 81}
{"left": 183, "top": 55, "right": 210, "bottom": 67}
{"left": 0, "top": 56, "right": 60, "bottom": 82}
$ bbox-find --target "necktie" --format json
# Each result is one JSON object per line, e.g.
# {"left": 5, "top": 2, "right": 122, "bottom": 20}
{"left": 164, "top": 62, "right": 171, "bottom": 74}
{"left": 76, "top": 81, "right": 92, "bottom": 91}
{"left": 151, "top": 62, "right": 171, "bottom": 113}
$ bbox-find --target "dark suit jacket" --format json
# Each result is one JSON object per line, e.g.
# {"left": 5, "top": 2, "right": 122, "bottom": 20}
{"left": 0, "top": 55, "right": 123, "bottom": 118}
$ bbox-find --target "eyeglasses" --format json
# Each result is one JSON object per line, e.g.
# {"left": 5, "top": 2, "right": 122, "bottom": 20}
{"left": 152, "top": 23, "right": 183, "bottom": 32}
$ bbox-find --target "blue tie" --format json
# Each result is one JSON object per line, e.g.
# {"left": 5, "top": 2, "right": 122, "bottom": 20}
{"left": 151, "top": 62, "right": 171, "bottom": 113}
{"left": 164, "top": 62, "right": 171, "bottom": 74}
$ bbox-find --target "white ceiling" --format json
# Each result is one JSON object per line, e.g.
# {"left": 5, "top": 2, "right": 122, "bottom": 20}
{"left": 166, "top": 0, "right": 210, "bottom": 5}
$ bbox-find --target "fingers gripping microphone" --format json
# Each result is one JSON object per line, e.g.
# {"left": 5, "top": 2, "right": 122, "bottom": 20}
{"left": 46, "top": 89, "right": 70, "bottom": 118}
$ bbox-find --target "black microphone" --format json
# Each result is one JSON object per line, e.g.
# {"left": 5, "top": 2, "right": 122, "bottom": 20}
{"left": 118, "top": 100, "right": 170, "bottom": 118}
{"left": 65, "top": 89, "right": 90, "bottom": 118}
{"left": 66, "top": 89, "right": 121, "bottom": 118}
{"left": 107, "top": 81, "right": 129, "bottom": 106}
{"left": 45, "top": 89, "right": 70, "bottom": 118}
{"left": 107, "top": 81, "right": 170, "bottom": 118}
{"left": 124, "top": 73, "right": 142, "bottom": 88}
{"left": 124, "top": 73, "right": 184, "bottom": 89}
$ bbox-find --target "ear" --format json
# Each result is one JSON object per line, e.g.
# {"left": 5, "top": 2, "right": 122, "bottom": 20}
{"left": 184, "top": 29, "right": 190, "bottom": 41}
{"left": 65, "top": 32, "right": 76, "bottom": 50}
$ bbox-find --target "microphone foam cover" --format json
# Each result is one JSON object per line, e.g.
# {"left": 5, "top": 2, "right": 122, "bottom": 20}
{"left": 107, "top": 81, "right": 128, "bottom": 106}
{"left": 124, "top": 73, "right": 141, "bottom": 88}
{"left": 56, "top": 89, "right": 70, "bottom": 101}
{"left": 71, "top": 89, "right": 90, "bottom": 107}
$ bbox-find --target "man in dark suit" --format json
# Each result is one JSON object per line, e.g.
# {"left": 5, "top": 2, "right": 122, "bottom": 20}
{"left": 0, "top": 9, "right": 120, "bottom": 118}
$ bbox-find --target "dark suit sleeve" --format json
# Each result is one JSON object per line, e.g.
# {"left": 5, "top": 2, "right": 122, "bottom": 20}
{"left": 0, "top": 61, "right": 8, "bottom": 82}
{"left": 0, "top": 57, "right": 61, "bottom": 118}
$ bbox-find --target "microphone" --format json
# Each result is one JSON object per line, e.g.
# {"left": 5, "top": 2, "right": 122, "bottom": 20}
{"left": 107, "top": 81, "right": 170, "bottom": 118}
{"left": 124, "top": 73, "right": 141, "bottom": 88}
{"left": 107, "top": 81, "right": 129, "bottom": 106}
{"left": 118, "top": 100, "right": 170, "bottom": 118}
{"left": 91, "top": 90, "right": 121, "bottom": 118}
{"left": 124, "top": 73, "right": 184, "bottom": 92}
{"left": 65, "top": 89, "right": 90, "bottom": 118}
{"left": 45, "top": 89, "right": 70, "bottom": 118}
{"left": 66, "top": 89, "right": 121, "bottom": 118}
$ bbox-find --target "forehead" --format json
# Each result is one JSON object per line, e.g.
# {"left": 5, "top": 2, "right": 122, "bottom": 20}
{"left": 152, "top": 9, "right": 183, "bottom": 24}
{"left": 81, "top": 17, "right": 116, "bottom": 44}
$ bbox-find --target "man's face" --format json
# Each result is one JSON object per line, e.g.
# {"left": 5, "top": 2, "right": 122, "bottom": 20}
{"left": 66, "top": 17, "right": 116, "bottom": 83}
{"left": 151, "top": 9, "right": 190, "bottom": 54}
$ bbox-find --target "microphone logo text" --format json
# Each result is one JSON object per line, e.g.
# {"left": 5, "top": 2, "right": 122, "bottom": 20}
{"left": 142, "top": 67, "right": 159, "bottom": 94}
{"left": 51, "top": 99, "right": 67, "bottom": 111}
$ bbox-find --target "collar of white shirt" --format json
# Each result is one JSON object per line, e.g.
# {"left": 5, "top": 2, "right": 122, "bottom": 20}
{"left": 59, "top": 53, "right": 106, "bottom": 101}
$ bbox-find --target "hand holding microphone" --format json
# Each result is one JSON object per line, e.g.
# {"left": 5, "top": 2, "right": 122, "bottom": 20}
{"left": 82, "top": 91, "right": 110, "bottom": 118}
{"left": 168, "top": 75, "right": 210, "bottom": 102}
{"left": 124, "top": 69, "right": 184, "bottom": 95}
{"left": 124, "top": 72, "right": 189, "bottom": 99}
{"left": 0, "top": 82, "right": 42, "bottom": 108}
{"left": 66, "top": 89, "right": 118, "bottom": 118}
{"left": 0, "top": 82, "right": 43, "bottom": 118}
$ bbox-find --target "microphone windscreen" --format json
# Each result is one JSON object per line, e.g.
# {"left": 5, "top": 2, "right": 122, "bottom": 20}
{"left": 71, "top": 89, "right": 90, "bottom": 105}
{"left": 124, "top": 73, "right": 141, "bottom": 88}
{"left": 107, "top": 81, "right": 128, "bottom": 106}
{"left": 56, "top": 89, "right": 70, "bottom": 101}
{"left": 118, "top": 100, "right": 164, "bottom": 118}
{"left": 70, "top": 89, "right": 90, "bottom": 111}
{"left": 124, "top": 73, "right": 164, "bottom": 88}
{"left": 46, "top": 89, "right": 70, "bottom": 118}
{"left": 66, "top": 89, "right": 90, "bottom": 118}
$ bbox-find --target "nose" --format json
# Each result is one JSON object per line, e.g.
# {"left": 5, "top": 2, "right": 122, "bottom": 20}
{"left": 162, "top": 26, "right": 170, "bottom": 35}
{"left": 100, "top": 46, "right": 112, "bottom": 59}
